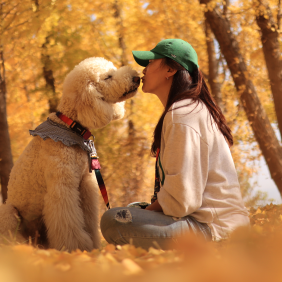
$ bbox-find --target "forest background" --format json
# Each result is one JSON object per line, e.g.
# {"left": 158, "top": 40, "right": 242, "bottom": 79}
{"left": 0, "top": 0, "right": 282, "bottom": 211}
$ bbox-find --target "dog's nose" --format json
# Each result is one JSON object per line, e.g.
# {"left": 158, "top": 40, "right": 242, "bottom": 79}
{"left": 133, "top": 76, "right": 140, "bottom": 85}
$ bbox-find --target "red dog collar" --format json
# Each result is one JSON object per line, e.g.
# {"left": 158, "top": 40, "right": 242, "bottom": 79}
{"left": 56, "top": 112, "right": 92, "bottom": 140}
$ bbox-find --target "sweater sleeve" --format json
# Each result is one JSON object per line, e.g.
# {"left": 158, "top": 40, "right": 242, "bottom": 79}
{"left": 157, "top": 122, "right": 209, "bottom": 218}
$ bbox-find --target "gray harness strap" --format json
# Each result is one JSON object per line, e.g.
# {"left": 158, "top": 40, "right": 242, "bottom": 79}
{"left": 29, "top": 118, "right": 96, "bottom": 154}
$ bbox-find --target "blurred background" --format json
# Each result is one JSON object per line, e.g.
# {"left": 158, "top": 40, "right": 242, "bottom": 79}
{"left": 0, "top": 0, "right": 281, "bottom": 210}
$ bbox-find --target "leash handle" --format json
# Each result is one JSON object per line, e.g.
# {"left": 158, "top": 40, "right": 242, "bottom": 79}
{"left": 94, "top": 169, "right": 110, "bottom": 209}
{"left": 90, "top": 155, "right": 110, "bottom": 209}
{"left": 87, "top": 140, "right": 110, "bottom": 209}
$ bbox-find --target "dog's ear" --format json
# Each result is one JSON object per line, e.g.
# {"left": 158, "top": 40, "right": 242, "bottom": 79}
{"left": 81, "top": 82, "right": 103, "bottom": 105}
{"left": 112, "top": 102, "right": 125, "bottom": 120}
{"left": 77, "top": 86, "right": 116, "bottom": 129}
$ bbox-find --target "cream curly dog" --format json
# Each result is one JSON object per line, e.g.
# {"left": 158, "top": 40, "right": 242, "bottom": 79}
{"left": 0, "top": 57, "right": 140, "bottom": 251}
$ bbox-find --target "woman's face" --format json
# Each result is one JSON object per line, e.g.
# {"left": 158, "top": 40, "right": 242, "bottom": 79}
{"left": 141, "top": 59, "right": 169, "bottom": 94}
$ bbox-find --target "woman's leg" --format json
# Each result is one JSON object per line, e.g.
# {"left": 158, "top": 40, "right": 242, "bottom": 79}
{"left": 100, "top": 207, "right": 211, "bottom": 250}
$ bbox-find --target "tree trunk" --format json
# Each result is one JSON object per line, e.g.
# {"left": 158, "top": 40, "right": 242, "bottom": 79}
{"left": 255, "top": 0, "right": 282, "bottom": 140}
{"left": 41, "top": 37, "right": 59, "bottom": 113}
{"left": 112, "top": 1, "right": 148, "bottom": 205}
{"left": 113, "top": 0, "right": 128, "bottom": 66}
{"left": 223, "top": 0, "right": 230, "bottom": 15}
{"left": 278, "top": 0, "right": 282, "bottom": 30}
{"left": 0, "top": 49, "right": 13, "bottom": 203}
{"left": 204, "top": 20, "right": 224, "bottom": 111}
{"left": 200, "top": 0, "right": 282, "bottom": 195}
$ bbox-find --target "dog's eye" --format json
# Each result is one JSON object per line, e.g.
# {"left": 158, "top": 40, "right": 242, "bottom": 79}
{"left": 104, "top": 75, "right": 112, "bottom": 80}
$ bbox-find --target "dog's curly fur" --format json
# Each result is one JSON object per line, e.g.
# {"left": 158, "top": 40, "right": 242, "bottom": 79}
{"left": 0, "top": 57, "right": 139, "bottom": 251}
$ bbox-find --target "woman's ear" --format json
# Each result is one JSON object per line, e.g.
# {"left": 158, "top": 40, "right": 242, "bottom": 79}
{"left": 167, "top": 67, "right": 178, "bottom": 78}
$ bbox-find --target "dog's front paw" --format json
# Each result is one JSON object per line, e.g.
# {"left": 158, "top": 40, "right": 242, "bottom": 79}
{"left": 52, "top": 230, "right": 94, "bottom": 252}
{"left": 0, "top": 203, "right": 21, "bottom": 234}
{"left": 0, "top": 203, "right": 26, "bottom": 243}
{"left": 76, "top": 230, "right": 94, "bottom": 252}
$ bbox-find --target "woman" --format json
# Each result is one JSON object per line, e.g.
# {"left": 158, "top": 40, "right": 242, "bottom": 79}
{"left": 100, "top": 39, "right": 249, "bottom": 250}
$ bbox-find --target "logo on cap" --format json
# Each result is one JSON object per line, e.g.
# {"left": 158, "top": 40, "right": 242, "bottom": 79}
{"left": 171, "top": 54, "right": 176, "bottom": 58}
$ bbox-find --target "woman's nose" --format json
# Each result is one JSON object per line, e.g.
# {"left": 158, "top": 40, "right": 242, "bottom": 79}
{"left": 142, "top": 68, "right": 146, "bottom": 75}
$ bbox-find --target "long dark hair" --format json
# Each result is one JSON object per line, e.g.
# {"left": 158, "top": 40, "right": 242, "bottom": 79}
{"left": 151, "top": 57, "right": 233, "bottom": 156}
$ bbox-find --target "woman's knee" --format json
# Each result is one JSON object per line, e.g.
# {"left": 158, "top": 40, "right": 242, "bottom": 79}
{"left": 100, "top": 207, "right": 133, "bottom": 244}
{"left": 101, "top": 207, "right": 133, "bottom": 227}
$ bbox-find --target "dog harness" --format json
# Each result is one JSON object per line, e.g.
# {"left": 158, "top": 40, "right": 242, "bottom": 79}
{"left": 29, "top": 114, "right": 110, "bottom": 209}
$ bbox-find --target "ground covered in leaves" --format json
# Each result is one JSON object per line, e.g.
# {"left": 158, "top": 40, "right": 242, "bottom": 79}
{"left": 1, "top": 204, "right": 282, "bottom": 282}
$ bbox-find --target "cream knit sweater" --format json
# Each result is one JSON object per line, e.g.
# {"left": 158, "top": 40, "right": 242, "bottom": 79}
{"left": 157, "top": 100, "right": 250, "bottom": 240}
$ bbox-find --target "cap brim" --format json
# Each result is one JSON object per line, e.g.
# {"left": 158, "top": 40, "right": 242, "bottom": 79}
{"left": 132, "top": 51, "right": 164, "bottom": 67}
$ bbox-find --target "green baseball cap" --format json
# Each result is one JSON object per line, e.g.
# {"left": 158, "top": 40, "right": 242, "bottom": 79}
{"left": 132, "top": 39, "right": 198, "bottom": 72}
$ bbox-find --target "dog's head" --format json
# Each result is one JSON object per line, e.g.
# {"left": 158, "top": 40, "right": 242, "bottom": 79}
{"left": 58, "top": 57, "right": 140, "bottom": 129}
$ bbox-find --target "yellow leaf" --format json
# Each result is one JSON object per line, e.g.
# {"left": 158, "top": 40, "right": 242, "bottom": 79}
{"left": 55, "top": 262, "right": 71, "bottom": 271}
{"left": 12, "top": 245, "right": 34, "bottom": 254}
{"left": 104, "top": 244, "right": 116, "bottom": 253}
{"left": 121, "top": 258, "right": 143, "bottom": 274}
{"left": 75, "top": 254, "right": 91, "bottom": 262}
{"left": 104, "top": 253, "right": 118, "bottom": 264}
{"left": 255, "top": 208, "right": 262, "bottom": 214}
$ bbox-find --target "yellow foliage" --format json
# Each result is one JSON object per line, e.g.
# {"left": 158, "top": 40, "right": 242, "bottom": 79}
{"left": 3, "top": 0, "right": 281, "bottom": 206}
{"left": 0, "top": 205, "right": 282, "bottom": 281}
{"left": 2, "top": 2, "right": 282, "bottom": 280}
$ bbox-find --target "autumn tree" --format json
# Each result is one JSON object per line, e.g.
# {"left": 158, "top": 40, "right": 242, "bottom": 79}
{"left": 2, "top": 0, "right": 277, "bottom": 207}
{"left": 200, "top": 0, "right": 282, "bottom": 195}
{"left": 0, "top": 0, "right": 62, "bottom": 202}
{"left": 88, "top": 0, "right": 160, "bottom": 207}
{"left": 41, "top": 35, "right": 59, "bottom": 114}
{"left": 0, "top": 1, "right": 29, "bottom": 203}
{"left": 205, "top": 21, "right": 224, "bottom": 110}
{"left": 0, "top": 24, "right": 13, "bottom": 202}
{"left": 254, "top": 0, "right": 282, "bottom": 139}
{"left": 1, "top": 0, "right": 160, "bottom": 208}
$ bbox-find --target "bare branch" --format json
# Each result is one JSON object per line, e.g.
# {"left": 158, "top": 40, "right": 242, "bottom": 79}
{"left": 1, "top": 17, "right": 30, "bottom": 36}
{"left": 1, "top": 4, "right": 33, "bottom": 34}
{"left": 5, "top": 19, "right": 30, "bottom": 32}
{"left": 1, "top": 4, "right": 19, "bottom": 21}
{"left": 1, "top": 10, "right": 18, "bottom": 32}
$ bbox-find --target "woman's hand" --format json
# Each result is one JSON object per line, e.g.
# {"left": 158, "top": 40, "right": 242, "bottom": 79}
{"left": 145, "top": 199, "right": 163, "bottom": 212}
